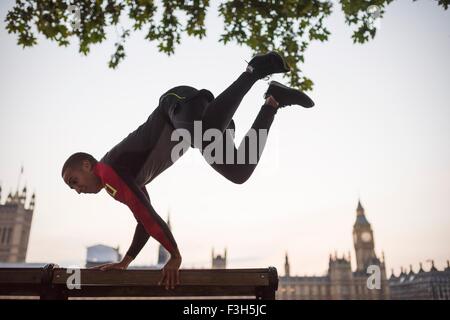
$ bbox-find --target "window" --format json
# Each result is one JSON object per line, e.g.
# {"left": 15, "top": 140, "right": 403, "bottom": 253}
{"left": 0, "top": 227, "right": 6, "bottom": 244}
{"left": 312, "top": 285, "right": 318, "bottom": 295}
{"left": 6, "top": 227, "right": 12, "bottom": 244}
{"left": 304, "top": 286, "right": 310, "bottom": 295}
{"left": 0, "top": 227, "right": 13, "bottom": 245}
{"left": 296, "top": 286, "right": 301, "bottom": 295}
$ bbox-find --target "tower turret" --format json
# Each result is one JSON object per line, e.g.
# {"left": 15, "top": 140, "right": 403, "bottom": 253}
{"left": 352, "top": 200, "right": 377, "bottom": 272}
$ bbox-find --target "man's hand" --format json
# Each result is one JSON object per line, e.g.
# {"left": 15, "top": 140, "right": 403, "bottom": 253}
{"left": 159, "top": 251, "right": 182, "bottom": 290}
{"left": 90, "top": 255, "right": 133, "bottom": 271}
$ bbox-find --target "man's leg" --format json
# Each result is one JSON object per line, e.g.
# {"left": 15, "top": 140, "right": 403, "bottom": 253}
{"left": 164, "top": 52, "right": 289, "bottom": 150}
{"left": 200, "top": 72, "right": 257, "bottom": 137}
{"left": 206, "top": 96, "right": 279, "bottom": 184}
{"left": 199, "top": 52, "right": 290, "bottom": 143}
{"left": 203, "top": 80, "right": 315, "bottom": 184}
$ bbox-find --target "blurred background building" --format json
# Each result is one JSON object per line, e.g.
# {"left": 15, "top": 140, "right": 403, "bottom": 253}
{"left": 0, "top": 179, "right": 35, "bottom": 263}
{"left": 85, "top": 214, "right": 178, "bottom": 270}
{"left": 212, "top": 248, "right": 227, "bottom": 269}
{"left": 277, "top": 200, "right": 390, "bottom": 300}
{"left": 85, "top": 244, "right": 122, "bottom": 268}
{"left": 389, "top": 260, "right": 450, "bottom": 300}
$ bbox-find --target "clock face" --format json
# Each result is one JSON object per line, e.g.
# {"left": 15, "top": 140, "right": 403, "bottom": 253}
{"left": 361, "top": 231, "right": 372, "bottom": 242}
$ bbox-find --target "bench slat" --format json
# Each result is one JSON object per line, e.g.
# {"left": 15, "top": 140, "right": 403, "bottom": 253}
{"left": 52, "top": 268, "right": 271, "bottom": 286}
{"left": 0, "top": 269, "right": 43, "bottom": 284}
{"left": 57, "top": 285, "right": 260, "bottom": 297}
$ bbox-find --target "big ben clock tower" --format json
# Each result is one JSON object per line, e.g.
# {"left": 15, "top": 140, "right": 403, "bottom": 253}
{"left": 353, "top": 200, "right": 376, "bottom": 272}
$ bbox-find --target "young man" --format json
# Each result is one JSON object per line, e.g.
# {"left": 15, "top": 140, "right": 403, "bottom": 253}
{"left": 61, "top": 52, "right": 314, "bottom": 290}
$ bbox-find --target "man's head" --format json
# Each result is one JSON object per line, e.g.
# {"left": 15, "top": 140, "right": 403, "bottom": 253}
{"left": 61, "top": 152, "right": 103, "bottom": 194}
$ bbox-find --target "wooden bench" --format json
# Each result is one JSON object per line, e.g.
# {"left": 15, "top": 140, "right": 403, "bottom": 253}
{"left": 0, "top": 264, "right": 278, "bottom": 300}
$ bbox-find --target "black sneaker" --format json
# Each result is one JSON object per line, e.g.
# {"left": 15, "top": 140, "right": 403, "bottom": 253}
{"left": 247, "top": 52, "right": 290, "bottom": 79}
{"left": 264, "top": 81, "right": 315, "bottom": 108}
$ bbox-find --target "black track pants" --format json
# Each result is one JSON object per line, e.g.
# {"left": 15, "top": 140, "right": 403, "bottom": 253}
{"left": 161, "top": 72, "right": 278, "bottom": 184}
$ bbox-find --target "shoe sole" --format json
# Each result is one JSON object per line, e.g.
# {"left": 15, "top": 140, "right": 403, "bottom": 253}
{"left": 266, "top": 81, "right": 315, "bottom": 108}
{"left": 272, "top": 51, "right": 291, "bottom": 73}
{"left": 266, "top": 51, "right": 291, "bottom": 73}
{"left": 250, "top": 51, "right": 291, "bottom": 74}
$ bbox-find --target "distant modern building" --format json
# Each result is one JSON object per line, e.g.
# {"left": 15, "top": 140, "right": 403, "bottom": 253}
{"left": 85, "top": 244, "right": 122, "bottom": 268}
{"left": 389, "top": 261, "right": 450, "bottom": 300}
{"left": 86, "top": 214, "right": 172, "bottom": 269}
{"left": 277, "top": 200, "right": 390, "bottom": 300}
{"left": 212, "top": 248, "right": 227, "bottom": 269}
{"left": 0, "top": 184, "right": 35, "bottom": 263}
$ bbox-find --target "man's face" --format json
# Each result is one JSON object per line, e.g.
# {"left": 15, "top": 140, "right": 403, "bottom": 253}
{"left": 63, "top": 160, "right": 102, "bottom": 194}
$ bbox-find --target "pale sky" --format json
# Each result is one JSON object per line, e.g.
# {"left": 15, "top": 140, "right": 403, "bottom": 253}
{"left": 0, "top": 1, "right": 449, "bottom": 276}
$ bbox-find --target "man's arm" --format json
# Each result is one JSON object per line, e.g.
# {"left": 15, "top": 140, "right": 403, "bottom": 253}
{"left": 121, "top": 181, "right": 179, "bottom": 256}
{"left": 91, "top": 163, "right": 181, "bottom": 288}
{"left": 125, "top": 222, "right": 150, "bottom": 260}
{"left": 121, "top": 182, "right": 182, "bottom": 290}
{"left": 124, "top": 187, "right": 151, "bottom": 261}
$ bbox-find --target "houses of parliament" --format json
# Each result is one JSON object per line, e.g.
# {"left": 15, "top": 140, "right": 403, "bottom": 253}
{"left": 276, "top": 200, "right": 449, "bottom": 300}
{"left": 277, "top": 200, "right": 390, "bottom": 299}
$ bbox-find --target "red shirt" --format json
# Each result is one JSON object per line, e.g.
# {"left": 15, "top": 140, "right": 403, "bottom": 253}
{"left": 93, "top": 162, "right": 177, "bottom": 255}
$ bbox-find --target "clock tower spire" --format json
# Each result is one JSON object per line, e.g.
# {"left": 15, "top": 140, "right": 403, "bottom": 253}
{"left": 353, "top": 199, "right": 376, "bottom": 272}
